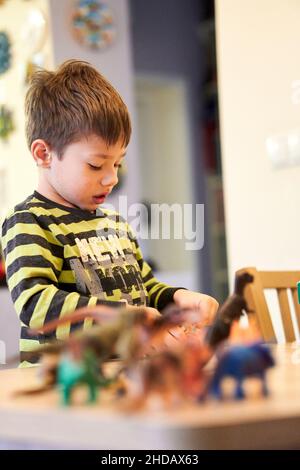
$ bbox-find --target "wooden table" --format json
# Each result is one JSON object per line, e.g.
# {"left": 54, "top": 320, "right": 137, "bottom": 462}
{"left": 0, "top": 345, "right": 299, "bottom": 450}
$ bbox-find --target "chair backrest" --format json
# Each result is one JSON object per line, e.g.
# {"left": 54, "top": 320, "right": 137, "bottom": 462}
{"left": 236, "top": 267, "right": 300, "bottom": 343}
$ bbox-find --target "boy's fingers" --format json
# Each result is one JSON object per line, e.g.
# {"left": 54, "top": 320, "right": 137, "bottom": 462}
{"left": 201, "top": 298, "right": 219, "bottom": 325}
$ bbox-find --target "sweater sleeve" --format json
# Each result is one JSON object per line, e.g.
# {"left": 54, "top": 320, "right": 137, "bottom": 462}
{"left": 1, "top": 210, "right": 125, "bottom": 332}
{"left": 126, "top": 221, "right": 185, "bottom": 311}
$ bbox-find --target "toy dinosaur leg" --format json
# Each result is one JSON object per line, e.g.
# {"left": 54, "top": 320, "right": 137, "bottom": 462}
{"left": 210, "top": 379, "right": 222, "bottom": 400}
{"left": 61, "top": 385, "right": 72, "bottom": 406}
{"left": 88, "top": 383, "right": 98, "bottom": 403}
{"left": 235, "top": 379, "right": 245, "bottom": 399}
{"left": 261, "top": 373, "right": 269, "bottom": 396}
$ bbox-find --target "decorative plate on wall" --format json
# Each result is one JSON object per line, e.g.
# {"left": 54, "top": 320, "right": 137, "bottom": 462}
{"left": 0, "top": 32, "right": 11, "bottom": 75}
{"left": 71, "top": 0, "right": 116, "bottom": 50}
{"left": 21, "top": 8, "right": 47, "bottom": 55}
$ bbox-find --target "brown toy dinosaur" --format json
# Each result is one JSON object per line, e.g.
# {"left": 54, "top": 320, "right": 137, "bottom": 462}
{"left": 205, "top": 271, "right": 254, "bottom": 348}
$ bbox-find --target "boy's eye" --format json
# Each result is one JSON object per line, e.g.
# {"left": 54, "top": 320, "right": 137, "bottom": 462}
{"left": 115, "top": 163, "right": 122, "bottom": 169}
{"left": 88, "top": 163, "right": 102, "bottom": 170}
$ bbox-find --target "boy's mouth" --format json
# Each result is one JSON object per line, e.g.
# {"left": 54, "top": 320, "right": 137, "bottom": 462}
{"left": 93, "top": 192, "right": 110, "bottom": 204}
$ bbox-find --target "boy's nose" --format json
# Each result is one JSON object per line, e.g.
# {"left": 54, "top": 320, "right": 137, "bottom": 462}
{"left": 101, "top": 172, "right": 118, "bottom": 187}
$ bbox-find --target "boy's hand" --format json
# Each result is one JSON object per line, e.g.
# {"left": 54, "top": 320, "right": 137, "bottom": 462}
{"left": 125, "top": 304, "right": 161, "bottom": 322}
{"left": 173, "top": 289, "right": 219, "bottom": 326}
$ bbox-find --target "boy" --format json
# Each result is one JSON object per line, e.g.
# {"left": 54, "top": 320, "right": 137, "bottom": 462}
{"left": 1, "top": 60, "right": 218, "bottom": 366}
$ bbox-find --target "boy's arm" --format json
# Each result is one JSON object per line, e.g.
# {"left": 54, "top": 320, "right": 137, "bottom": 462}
{"left": 126, "top": 223, "right": 185, "bottom": 311}
{"left": 1, "top": 211, "right": 124, "bottom": 331}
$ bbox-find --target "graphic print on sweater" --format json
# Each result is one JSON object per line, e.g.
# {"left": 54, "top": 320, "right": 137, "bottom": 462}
{"left": 70, "top": 230, "right": 148, "bottom": 306}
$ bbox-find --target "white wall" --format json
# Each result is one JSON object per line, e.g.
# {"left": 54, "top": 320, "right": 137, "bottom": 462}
{"left": 215, "top": 0, "right": 300, "bottom": 279}
{"left": 0, "top": 0, "right": 54, "bottom": 223}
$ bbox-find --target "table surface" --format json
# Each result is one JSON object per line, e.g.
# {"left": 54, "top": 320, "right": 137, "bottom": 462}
{"left": 0, "top": 345, "right": 299, "bottom": 450}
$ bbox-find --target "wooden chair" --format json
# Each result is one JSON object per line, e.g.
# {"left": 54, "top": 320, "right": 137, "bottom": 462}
{"left": 236, "top": 267, "right": 300, "bottom": 343}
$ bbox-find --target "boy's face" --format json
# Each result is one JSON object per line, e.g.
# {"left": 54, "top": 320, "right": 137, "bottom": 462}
{"left": 45, "top": 134, "right": 126, "bottom": 211}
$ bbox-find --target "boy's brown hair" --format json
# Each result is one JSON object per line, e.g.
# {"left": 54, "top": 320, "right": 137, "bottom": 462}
{"left": 25, "top": 59, "right": 131, "bottom": 158}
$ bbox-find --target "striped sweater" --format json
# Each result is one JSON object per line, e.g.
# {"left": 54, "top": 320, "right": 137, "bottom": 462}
{"left": 1, "top": 191, "right": 181, "bottom": 364}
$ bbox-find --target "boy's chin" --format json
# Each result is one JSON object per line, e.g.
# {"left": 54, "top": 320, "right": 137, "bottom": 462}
{"left": 67, "top": 199, "right": 97, "bottom": 212}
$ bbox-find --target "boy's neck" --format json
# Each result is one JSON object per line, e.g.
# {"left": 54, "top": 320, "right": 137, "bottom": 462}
{"left": 36, "top": 180, "right": 77, "bottom": 209}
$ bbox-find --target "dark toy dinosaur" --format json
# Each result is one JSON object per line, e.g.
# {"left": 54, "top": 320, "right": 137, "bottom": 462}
{"left": 206, "top": 271, "right": 254, "bottom": 348}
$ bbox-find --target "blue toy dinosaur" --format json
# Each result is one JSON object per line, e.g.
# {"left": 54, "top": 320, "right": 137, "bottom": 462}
{"left": 209, "top": 342, "right": 275, "bottom": 400}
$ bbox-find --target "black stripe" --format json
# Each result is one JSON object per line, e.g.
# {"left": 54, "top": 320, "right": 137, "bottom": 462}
{"left": 20, "top": 289, "right": 45, "bottom": 326}
{"left": 70, "top": 296, "right": 90, "bottom": 333}
{"left": 142, "top": 270, "right": 154, "bottom": 283}
{"left": 56, "top": 282, "right": 74, "bottom": 292}
{"left": 44, "top": 289, "right": 71, "bottom": 326}
{"left": 1, "top": 211, "right": 38, "bottom": 237}
{"left": 69, "top": 320, "right": 85, "bottom": 334}
{"left": 21, "top": 326, "right": 55, "bottom": 342}
{"left": 33, "top": 213, "right": 122, "bottom": 231}
{"left": 25, "top": 202, "right": 50, "bottom": 209}
{"left": 12, "top": 277, "right": 52, "bottom": 304}
{"left": 38, "top": 213, "right": 94, "bottom": 226}
{"left": 20, "top": 351, "right": 40, "bottom": 364}
{"left": 33, "top": 190, "right": 105, "bottom": 219}
{"left": 137, "top": 258, "right": 143, "bottom": 271}
{"left": 132, "top": 238, "right": 139, "bottom": 249}
{"left": 14, "top": 194, "right": 35, "bottom": 212}
{"left": 5, "top": 234, "right": 63, "bottom": 258}
{"left": 56, "top": 228, "right": 128, "bottom": 245}
{"left": 155, "top": 287, "right": 184, "bottom": 311}
{"left": 7, "top": 255, "right": 61, "bottom": 280}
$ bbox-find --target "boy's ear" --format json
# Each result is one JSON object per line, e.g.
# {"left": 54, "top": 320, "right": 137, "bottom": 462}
{"left": 31, "top": 139, "right": 52, "bottom": 168}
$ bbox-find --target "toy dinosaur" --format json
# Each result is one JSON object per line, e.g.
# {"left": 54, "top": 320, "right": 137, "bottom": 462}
{"left": 57, "top": 348, "right": 112, "bottom": 405}
{"left": 206, "top": 271, "right": 254, "bottom": 348}
{"left": 121, "top": 339, "right": 212, "bottom": 410}
{"left": 209, "top": 342, "right": 275, "bottom": 400}
{"left": 13, "top": 305, "right": 190, "bottom": 403}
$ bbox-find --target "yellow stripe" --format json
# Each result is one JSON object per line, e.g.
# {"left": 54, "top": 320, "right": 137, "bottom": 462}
{"left": 2, "top": 212, "right": 128, "bottom": 251}
{"left": 19, "top": 338, "right": 40, "bottom": 351}
{"left": 18, "top": 361, "right": 39, "bottom": 368}
{"left": 147, "top": 282, "right": 165, "bottom": 297}
{"left": 2, "top": 222, "right": 60, "bottom": 249}
{"left": 14, "top": 283, "right": 52, "bottom": 316}
{"left": 58, "top": 270, "right": 75, "bottom": 283}
{"left": 30, "top": 206, "right": 71, "bottom": 218}
{"left": 135, "top": 247, "right": 143, "bottom": 262}
{"left": 52, "top": 219, "right": 128, "bottom": 236}
{"left": 153, "top": 285, "right": 170, "bottom": 309}
{"left": 13, "top": 282, "right": 53, "bottom": 317}
{"left": 28, "top": 284, "right": 58, "bottom": 329}
{"left": 8, "top": 266, "right": 58, "bottom": 292}
{"left": 55, "top": 294, "right": 104, "bottom": 338}
{"left": 55, "top": 292, "right": 93, "bottom": 340}
{"left": 5, "top": 244, "right": 62, "bottom": 272}
{"left": 83, "top": 296, "right": 99, "bottom": 330}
